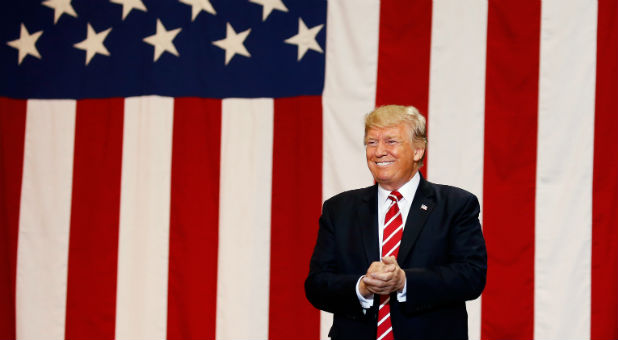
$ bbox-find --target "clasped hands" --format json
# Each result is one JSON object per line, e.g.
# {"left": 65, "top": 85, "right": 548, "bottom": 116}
{"left": 359, "top": 256, "right": 406, "bottom": 298}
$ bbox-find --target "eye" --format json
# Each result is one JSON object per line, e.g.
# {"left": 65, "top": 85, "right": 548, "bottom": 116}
{"left": 387, "top": 139, "right": 398, "bottom": 145}
{"left": 367, "top": 140, "right": 377, "bottom": 146}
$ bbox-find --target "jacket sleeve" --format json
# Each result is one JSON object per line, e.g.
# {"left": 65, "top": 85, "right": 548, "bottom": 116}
{"left": 304, "top": 199, "right": 369, "bottom": 319}
{"left": 401, "top": 192, "right": 487, "bottom": 314}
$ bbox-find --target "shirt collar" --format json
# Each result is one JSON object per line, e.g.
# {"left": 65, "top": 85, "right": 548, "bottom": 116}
{"left": 377, "top": 171, "right": 420, "bottom": 204}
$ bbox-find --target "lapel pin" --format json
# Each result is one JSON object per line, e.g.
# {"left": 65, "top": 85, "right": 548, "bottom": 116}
{"left": 420, "top": 204, "right": 428, "bottom": 211}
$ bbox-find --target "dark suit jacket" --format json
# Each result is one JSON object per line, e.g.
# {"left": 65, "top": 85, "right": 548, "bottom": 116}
{"left": 305, "top": 176, "right": 487, "bottom": 340}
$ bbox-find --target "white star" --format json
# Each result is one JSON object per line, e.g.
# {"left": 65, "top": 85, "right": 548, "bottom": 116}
{"left": 6, "top": 24, "right": 43, "bottom": 65}
{"left": 284, "top": 18, "right": 323, "bottom": 61}
{"left": 179, "top": 0, "right": 216, "bottom": 21}
{"left": 143, "top": 19, "right": 182, "bottom": 62}
{"left": 212, "top": 23, "right": 251, "bottom": 65}
{"left": 73, "top": 23, "right": 112, "bottom": 65}
{"left": 110, "top": 0, "right": 147, "bottom": 20}
{"left": 249, "top": 0, "right": 287, "bottom": 21}
{"left": 42, "top": 0, "right": 77, "bottom": 24}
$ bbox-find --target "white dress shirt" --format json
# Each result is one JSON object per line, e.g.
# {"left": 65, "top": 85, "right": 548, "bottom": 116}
{"left": 355, "top": 172, "right": 420, "bottom": 308}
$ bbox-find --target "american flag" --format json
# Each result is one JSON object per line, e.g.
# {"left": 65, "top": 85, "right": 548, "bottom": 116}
{"left": 1, "top": 0, "right": 617, "bottom": 339}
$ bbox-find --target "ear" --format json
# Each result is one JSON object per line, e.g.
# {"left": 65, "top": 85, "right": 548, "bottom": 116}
{"left": 413, "top": 147, "right": 425, "bottom": 162}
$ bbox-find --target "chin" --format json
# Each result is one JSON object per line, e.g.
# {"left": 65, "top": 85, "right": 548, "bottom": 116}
{"left": 376, "top": 177, "right": 392, "bottom": 185}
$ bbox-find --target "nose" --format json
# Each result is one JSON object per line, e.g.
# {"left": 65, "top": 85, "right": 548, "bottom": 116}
{"left": 375, "top": 140, "right": 387, "bottom": 156}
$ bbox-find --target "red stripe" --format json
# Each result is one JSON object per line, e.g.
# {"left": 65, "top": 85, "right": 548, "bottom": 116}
{"left": 377, "top": 301, "right": 392, "bottom": 340}
{"left": 167, "top": 98, "right": 221, "bottom": 339}
{"left": 375, "top": 0, "right": 432, "bottom": 176}
{"left": 269, "top": 96, "right": 322, "bottom": 339}
{"left": 591, "top": 0, "right": 618, "bottom": 338}
{"left": 0, "top": 98, "right": 26, "bottom": 340}
{"left": 375, "top": 0, "right": 432, "bottom": 111}
{"left": 481, "top": 2, "right": 540, "bottom": 339}
{"left": 65, "top": 99, "right": 124, "bottom": 339}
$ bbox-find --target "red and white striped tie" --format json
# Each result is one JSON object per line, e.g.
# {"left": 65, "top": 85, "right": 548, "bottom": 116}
{"left": 377, "top": 190, "right": 404, "bottom": 340}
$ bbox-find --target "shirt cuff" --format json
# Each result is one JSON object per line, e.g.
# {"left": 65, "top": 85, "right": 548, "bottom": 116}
{"left": 396, "top": 278, "right": 407, "bottom": 302}
{"left": 356, "top": 275, "right": 374, "bottom": 308}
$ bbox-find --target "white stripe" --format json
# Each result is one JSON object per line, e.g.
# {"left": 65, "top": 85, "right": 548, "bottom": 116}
{"left": 115, "top": 96, "right": 173, "bottom": 339}
{"left": 427, "top": 1, "right": 488, "bottom": 339}
{"left": 535, "top": 1, "right": 596, "bottom": 339}
{"left": 377, "top": 313, "right": 390, "bottom": 327}
{"left": 216, "top": 99, "right": 273, "bottom": 340}
{"left": 16, "top": 100, "right": 76, "bottom": 340}
{"left": 321, "top": 0, "right": 381, "bottom": 338}
{"left": 382, "top": 224, "right": 403, "bottom": 246}
{"left": 322, "top": 0, "right": 379, "bottom": 199}
{"left": 383, "top": 210, "right": 401, "bottom": 230}
{"left": 384, "top": 241, "right": 400, "bottom": 258}
{"left": 377, "top": 327, "right": 392, "bottom": 340}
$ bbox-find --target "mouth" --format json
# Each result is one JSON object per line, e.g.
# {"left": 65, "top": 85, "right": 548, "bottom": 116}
{"left": 375, "top": 161, "right": 394, "bottom": 167}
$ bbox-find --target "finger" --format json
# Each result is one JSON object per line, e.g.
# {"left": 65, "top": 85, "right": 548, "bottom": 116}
{"left": 373, "top": 263, "right": 395, "bottom": 274}
{"left": 370, "top": 272, "right": 402, "bottom": 292}
{"left": 363, "top": 275, "right": 385, "bottom": 285}
{"left": 370, "top": 267, "right": 394, "bottom": 276}
{"left": 369, "top": 261, "right": 383, "bottom": 268}
{"left": 382, "top": 264, "right": 396, "bottom": 272}
{"left": 382, "top": 256, "right": 399, "bottom": 267}
{"left": 363, "top": 276, "right": 390, "bottom": 288}
{"left": 368, "top": 284, "right": 397, "bottom": 295}
{"left": 369, "top": 271, "right": 394, "bottom": 281}
{"left": 367, "top": 261, "right": 385, "bottom": 274}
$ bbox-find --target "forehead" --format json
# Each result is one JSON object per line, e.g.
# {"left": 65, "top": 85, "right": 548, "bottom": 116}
{"left": 366, "top": 124, "right": 408, "bottom": 138}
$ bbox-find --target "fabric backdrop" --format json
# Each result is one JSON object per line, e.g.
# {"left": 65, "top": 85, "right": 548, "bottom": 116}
{"left": 1, "top": 0, "right": 617, "bottom": 339}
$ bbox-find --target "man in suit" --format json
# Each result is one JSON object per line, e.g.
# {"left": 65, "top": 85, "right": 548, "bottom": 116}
{"left": 305, "top": 105, "right": 487, "bottom": 339}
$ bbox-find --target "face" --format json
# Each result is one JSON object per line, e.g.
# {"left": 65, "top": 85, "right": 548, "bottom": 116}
{"left": 365, "top": 123, "right": 425, "bottom": 191}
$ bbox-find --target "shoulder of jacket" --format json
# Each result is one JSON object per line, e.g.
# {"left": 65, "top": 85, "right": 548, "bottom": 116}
{"left": 324, "top": 184, "right": 376, "bottom": 206}
{"left": 423, "top": 180, "right": 478, "bottom": 202}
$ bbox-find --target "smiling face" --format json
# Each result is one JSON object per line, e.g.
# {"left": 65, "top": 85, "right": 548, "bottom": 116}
{"left": 365, "top": 123, "right": 425, "bottom": 191}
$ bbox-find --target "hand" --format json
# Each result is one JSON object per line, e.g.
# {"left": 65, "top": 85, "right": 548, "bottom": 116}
{"left": 359, "top": 261, "right": 389, "bottom": 297}
{"left": 361, "top": 256, "right": 406, "bottom": 296}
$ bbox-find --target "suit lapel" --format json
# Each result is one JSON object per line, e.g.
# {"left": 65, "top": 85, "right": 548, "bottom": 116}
{"left": 359, "top": 185, "right": 380, "bottom": 265}
{"left": 397, "top": 177, "right": 435, "bottom": 263}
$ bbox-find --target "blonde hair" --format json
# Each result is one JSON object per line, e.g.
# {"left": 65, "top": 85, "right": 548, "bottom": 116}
{"left": 364, "top": 105, "right": 427, "bottom": 166}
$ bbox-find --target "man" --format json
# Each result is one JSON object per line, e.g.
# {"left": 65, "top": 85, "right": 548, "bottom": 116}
{"left": 305, "top": 105, "right": 487, "bottom": 339}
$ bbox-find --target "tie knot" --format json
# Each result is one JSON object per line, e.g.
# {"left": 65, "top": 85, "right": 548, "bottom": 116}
{"left": 388, "top": 190, "right": 402, "bottom": 202}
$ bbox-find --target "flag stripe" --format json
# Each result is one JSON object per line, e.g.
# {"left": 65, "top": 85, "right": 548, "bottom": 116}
{"left": 427, "top": 0, "right": 488, "bottom": 191}
{"left": 269, "top": 96, "right": 322, "bottom": 339}
{"left": 481, "top": 1, "right": 540, "bottom": 338}
{"left": 426, "top": 1, "right": 488, "bottom": 338}
{"left": 16, "top": 100, "right": 76, "bottom": 339}
{"left": 375, "top": 0, "right": 432, "bottom": 177}
{"left": 321, "top": 1, "right": 380, "bottom": 336}
{"left": 0, "top": 98, "right": 26, "bottom": 340}
{"left": 167, "top": 98, "right": 221, "bottom": 339}
{"left": 65, "top": 99, "right": 123, "bottom": 339}
{"left": 322, "top": 0, "right": 379, "bottom": 199}
{"left": 376, "top": 0, "right": 432, "bottom": 114}
{"left": 535, "top": 1, "right": 597, "bottom": 338}
{"left": 115, "top": 97, "right": 173, "bottom": 339}
{"left": 591, "top": 1, "right": 618, "bottom": 338}
{"left": 216, "top": 99, "right": 274, "bottom": 340}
